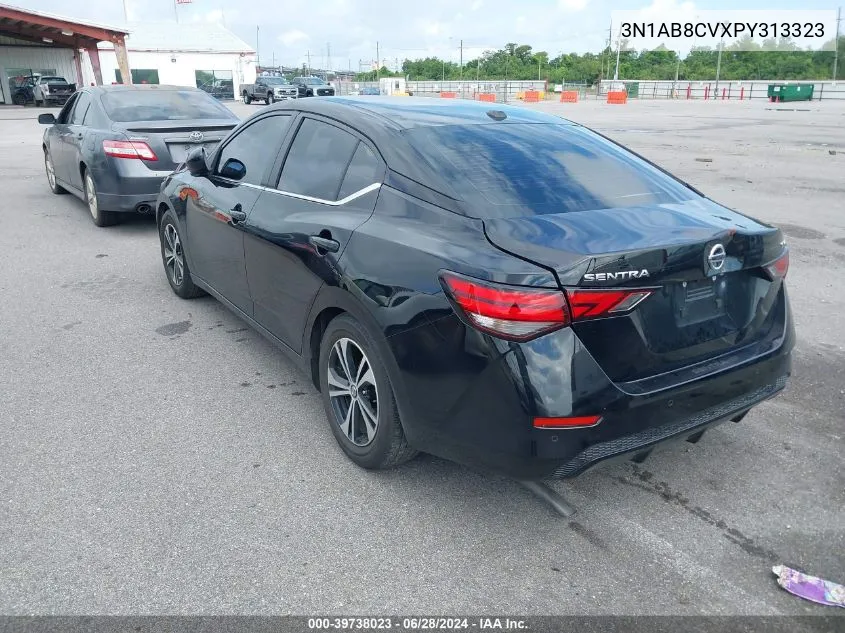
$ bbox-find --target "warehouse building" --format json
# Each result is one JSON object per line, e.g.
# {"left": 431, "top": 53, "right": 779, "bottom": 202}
{"left": 89, "top": 22, "right": 257, "bottom": 100}
{"left": 0, "top": 3, "right": 130, "bottom": 105}
{"left": 1, "top": 4, "right": 256, "bottom": 105}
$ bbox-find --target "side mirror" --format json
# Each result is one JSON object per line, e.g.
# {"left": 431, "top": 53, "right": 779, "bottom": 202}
{"left": 38, "top": 113, "right": 56, "bottom": 125}
{"left": 219, "top": 157, "right": 246, "bottom": 181}
{"left": 185, "top": 146, "right": 209, "bottom": 177}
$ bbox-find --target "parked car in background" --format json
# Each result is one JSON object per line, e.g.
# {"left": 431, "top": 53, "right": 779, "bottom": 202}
{"left": 360, "top": 86, "right": 380, "bottom": 95}
{"left": 155, "top": 97, "right": 793, "bottom": 484}
{"left": 199, "top": 78, "right": 234, "bottom": 100}
{"left": 33, "top": 76, "right": 75, "bottom": 107}
{"left": 38, "top": 84, "right": 239, "bottom": 227}
{"left": 242, "top": 76, "right": 298, "bottom": 104}
{"left": 291, "top": 76, "right": 335, "bottom": 97}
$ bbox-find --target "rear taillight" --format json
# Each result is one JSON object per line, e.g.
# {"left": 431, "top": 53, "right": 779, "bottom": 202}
{"left": 765, "top": 250, "right": 789, "bottom": 280}
{"left": 439, "top": 271, "right": 570, "bottom": 341}
{"left": 103, "top": 140, "right": 158, "bottom": 161}
{"left": 439, "top": 271, "right": 654, "bottom": 342}
{"left": 566, "top": 289, "right": 653, "bottom": 321}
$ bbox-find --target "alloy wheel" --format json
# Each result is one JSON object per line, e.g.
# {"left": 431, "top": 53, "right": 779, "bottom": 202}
{"left": 45, "top": 153, "right": 56, "bottom": 189}
{"left": 85, "top": 172, "right": 98, "bottom": 220}
{"left": 163, "top": 223, "right": 185, "bottom": 286}
{"left": 327, "top": 337, "right": 379, "bottom": 446}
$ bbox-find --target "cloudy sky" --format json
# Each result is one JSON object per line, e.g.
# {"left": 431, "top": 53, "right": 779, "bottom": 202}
{"left": 15, "top": 0, "right": 838, "bottom": 70}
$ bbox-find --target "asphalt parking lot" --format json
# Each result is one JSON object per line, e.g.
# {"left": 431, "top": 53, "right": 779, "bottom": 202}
{"left": 1, "top": 97, "right": 843, "bottom": 616}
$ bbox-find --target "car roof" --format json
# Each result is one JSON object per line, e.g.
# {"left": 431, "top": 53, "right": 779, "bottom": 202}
{"left": 264, "top": 96, "right": 571, "bottom": 131}
{"left": 250, "top": 97, "right": 576, "bottom": 207}
{"left": 88, "top": 84, "right": 202, "bottom": 94}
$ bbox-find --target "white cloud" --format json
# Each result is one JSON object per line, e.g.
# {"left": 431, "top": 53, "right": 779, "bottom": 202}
{"left": 278, "top": 29, "right": 310, "bottom": 46}
{"left": 470, "top": 0, "right": 483, "bottom": 10}
{"left": 559, "top": 0, "right": 589, "bottom": 12}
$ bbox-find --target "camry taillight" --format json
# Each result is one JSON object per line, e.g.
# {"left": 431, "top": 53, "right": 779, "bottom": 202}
{"left": 439, "top": 271, "right": 654, "bottom": 342}
{"left": 103, "top": 140, "right": 158, "bottom": 161}
{"left": 765, "top": 251, "right": 789, "bottom": 280}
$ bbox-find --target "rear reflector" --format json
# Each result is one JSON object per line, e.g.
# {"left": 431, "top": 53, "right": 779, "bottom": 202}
{"left": 765, "top": 251, "right": 789, "bottom": 280}
{"left": 103, "top": 139, "right": 158, "bottom": 161}
{"left": 439, "top": 271, "right": 570, "bottom": 341}
{"left": 534, "top": 415, "right": 602, "bottom": 429}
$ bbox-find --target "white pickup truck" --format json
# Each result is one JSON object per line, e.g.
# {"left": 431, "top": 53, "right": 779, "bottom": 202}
{"left": 33, "top": 76, "right": 75, "bottom": 107}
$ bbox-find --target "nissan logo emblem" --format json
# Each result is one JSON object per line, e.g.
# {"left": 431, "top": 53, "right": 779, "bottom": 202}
{"left": 188, "top": 131, "right": 204, "bottom": 143}
{"left": 708, "top": 244, "right": 726, "bottom": 272}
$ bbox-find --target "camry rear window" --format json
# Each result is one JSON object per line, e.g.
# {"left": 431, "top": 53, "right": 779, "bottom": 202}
{"left": 101, "top": 90, "right": 235, "bottom": 122}
{"left": 404, "top": 123, "right": 696, "bottom": 218}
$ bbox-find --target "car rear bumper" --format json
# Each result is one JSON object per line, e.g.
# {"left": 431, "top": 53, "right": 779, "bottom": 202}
{"left": 385, "top": 289, "right": 795, "bottom": 480}
{"left": 92, "top": 162, "right": 171, "bottom": 212}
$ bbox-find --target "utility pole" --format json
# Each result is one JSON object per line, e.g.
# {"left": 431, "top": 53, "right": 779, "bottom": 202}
{"left": 306, "top": 50, "right": 311, "bottom": 75}
{"left": 459, "top": 39, "right": 463, "bottom": 81}
{"left": 613, "top": 23, "right": 622, "bottom": 80}
{"left": 834, "top": 7, "right": 842, "bottom": 83}
{"left": 256, "top": 26, "right": 260, "bottom": 69}
{"left": 715, "top": 37, "right": 724, "bottom": 94}
{"left": 604, "top": 21, "right": 612, "bottom": 79}
{"left": 122, "top": 0, "right": 130, "bottom": 22}
{"left": 376, "top": 41, "right": 379, "bottom": 82}
{"left": 173, "top": 0, "right": 179, "bottom": 23}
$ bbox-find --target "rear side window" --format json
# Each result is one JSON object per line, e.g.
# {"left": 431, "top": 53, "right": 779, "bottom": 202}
{"left": 277, "top": 118, "right": 358, "bottom": 201}
{"left": 101, "top": 89, "right": 235, "bottom": 122}
{"left": 404, "top": 124, "right": 696, "bottom": 218}
{"left": 70, "top": 92, "right": 91, "bottom": 125}
{"left": 338, "top": 143, "right": 382, "bottom": 199}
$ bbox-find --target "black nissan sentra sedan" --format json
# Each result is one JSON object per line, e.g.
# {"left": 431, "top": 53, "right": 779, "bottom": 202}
{"left": 155, "top": 97, "right": 794, "bottom": 486}
{"left": 39, "top": 84, "right": 239, "bottom": 227}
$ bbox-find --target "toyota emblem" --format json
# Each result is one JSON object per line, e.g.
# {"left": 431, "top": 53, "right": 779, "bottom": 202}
{"left": 707, "top": 243, "right": 726, "bottom": 272}
{"left": 188, "top": 131, "right": 204, "bottom": 143}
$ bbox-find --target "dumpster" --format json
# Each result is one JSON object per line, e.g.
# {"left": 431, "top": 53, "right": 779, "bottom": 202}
{"left": 768, "top": 84, "right": 814, "bottom": 102}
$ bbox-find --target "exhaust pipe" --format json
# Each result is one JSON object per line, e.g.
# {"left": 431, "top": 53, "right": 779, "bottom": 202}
{"left": 136, "top": 203, "right": 152, "bottom": 214}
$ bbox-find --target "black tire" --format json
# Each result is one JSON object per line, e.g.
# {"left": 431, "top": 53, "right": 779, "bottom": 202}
{"left": 243, "top": 92, "right": 252, "bottom": 105}
{"left": 266, "top": 93, "right": 274, "bottom": 104}
{"left": 44, "top": 148, "right": 66, "bottom": 195}
{"left": 319, "top": 314, "right": 418, "bottom": 470}
{"left": 35, "top": 99, "right": 43, "bottom": 107}
{"left": 12, "top": 93, "right": 25, "bottom": 106}
{"left": 82, "top": 168, "right": 119, "bottom": 227}
{"left": 159, "top": 210, "right": 205, "bottom": 299}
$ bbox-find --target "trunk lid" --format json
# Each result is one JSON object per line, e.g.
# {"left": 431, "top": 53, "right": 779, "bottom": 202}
{"left": 114, "top": 119, "right": 237, "bottom": 171}
{"left": 483, "top": 199, "right": 788, "bottom": 384}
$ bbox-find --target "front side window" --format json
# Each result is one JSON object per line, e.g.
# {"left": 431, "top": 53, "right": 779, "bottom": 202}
{"left": 56, "top": 93, "right": 79, "bottom": 124}
{"left": 216, "top": 115, "right": 293, "bottom": 186}
{"left": 277, "top": 118, "right": 359, "bottom": 201}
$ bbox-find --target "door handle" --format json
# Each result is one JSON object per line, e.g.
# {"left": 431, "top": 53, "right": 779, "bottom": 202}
{"left": 76, "top": 133, "right": 83, "bottom": 140}
{"left": 230, "top": 204, "right": 247, "bottom": 223}
{"left": 309, "top": 235, "right": 340, "bottom": 253}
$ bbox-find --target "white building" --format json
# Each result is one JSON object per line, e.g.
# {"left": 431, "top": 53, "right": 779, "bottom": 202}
{"left": 83, "top": 21, "right": 257, "bottom": 100}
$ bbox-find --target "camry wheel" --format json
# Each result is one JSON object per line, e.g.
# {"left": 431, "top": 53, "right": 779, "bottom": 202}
{"left": 319, "top": 315, "right": 417, "bottom": 469}
{"left": 44, "top": 150, "right": 65, "bottom": 194}
{"left": 159, "top": 209, "right": 205, "bottom": 298}
{"left": 243, "top": 92, "right": 252, "bottom": 104}
{"left": 83, "top": 169, "right": 117, "bottom": 227}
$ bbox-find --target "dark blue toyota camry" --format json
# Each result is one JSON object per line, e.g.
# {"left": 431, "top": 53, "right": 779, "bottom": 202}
{"left": 155, "top": 97, "right": 793, "bottom": 498}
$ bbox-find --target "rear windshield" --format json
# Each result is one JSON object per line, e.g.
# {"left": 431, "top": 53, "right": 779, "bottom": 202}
{"left": 42, "top": 77, "right": 68, "bottom": 84}
{"left": 403, "top": 123, "right": 697, "bottom": 217}
{"left": 101, "top": 89, "right": 235, "bottom": 122}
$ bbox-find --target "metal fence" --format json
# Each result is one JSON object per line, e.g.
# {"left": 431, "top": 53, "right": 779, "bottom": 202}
{"left": 598, "top": 80, "right": 845, "bottom": 101}
{"left": 334, "top": 79, "right": 552, "bottom": 102}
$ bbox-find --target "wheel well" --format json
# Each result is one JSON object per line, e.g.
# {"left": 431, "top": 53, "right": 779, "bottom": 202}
{"left": 308, "top": 307, "right": 345, "bottom": 390}
{"left": 156, "top": 202, "right": 169, "bottom": 228}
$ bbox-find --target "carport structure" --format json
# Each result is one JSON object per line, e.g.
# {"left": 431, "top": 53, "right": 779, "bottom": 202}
{"left": 0, "top": 3, "right": 131, "bottom": 95}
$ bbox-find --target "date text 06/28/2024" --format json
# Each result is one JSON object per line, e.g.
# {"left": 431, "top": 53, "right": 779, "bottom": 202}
{"left": 307, "top": 618, "right": 528, "bottom": 630}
